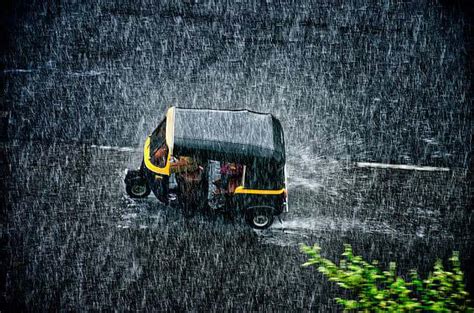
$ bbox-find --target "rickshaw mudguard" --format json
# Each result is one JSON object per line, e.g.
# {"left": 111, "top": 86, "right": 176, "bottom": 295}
{"left": 125, "top": 169, "right": 148, "bottom": 187}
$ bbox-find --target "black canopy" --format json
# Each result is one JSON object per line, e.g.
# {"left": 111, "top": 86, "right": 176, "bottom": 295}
{"left": 172, "top": 108, "right": 285, "bottom": 163}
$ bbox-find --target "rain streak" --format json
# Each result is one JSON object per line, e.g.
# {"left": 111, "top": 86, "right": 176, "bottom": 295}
{"left": 1, "top": 0, "right": 472, "bottom": 311}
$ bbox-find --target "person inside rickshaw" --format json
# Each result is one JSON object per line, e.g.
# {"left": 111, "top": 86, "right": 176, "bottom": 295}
{"left": 213, "top": 162, "right": 244, "bottom": 194}
{"left": 170, "top": 155, "right": 208, "bottom": 214}
{"left": 152, "top": 145, "right": 203, "bottom": 184}
{"left": 151, "top": 144, "right": 207, "bottom": 206}
{"left": 152, "top": 144, "right": 168, "bottom": 167}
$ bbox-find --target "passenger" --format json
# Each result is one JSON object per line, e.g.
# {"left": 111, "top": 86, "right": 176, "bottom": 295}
{"left": 170, "top": 156, "right": 198, "bottom": 174}
{"left": 152, "top": 145, "right": 168, "bottom": 167}
{"left": 219, "top": 162, "right": 243, "bottom": 193}
{"left": 172, "top": 156, "right": 208, "bottom": 214}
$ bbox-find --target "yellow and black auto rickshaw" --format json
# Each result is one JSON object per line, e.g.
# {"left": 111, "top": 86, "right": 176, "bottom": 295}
{"left": 125, "top": 107, "right": 288, "bottom": 229}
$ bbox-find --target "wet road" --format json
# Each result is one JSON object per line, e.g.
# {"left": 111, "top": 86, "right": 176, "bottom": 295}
{"left": 2, "top": 2, "right": 473, "bottom": 310}
{"left": 2, "top": 140, "right": 472, "bottom": 311}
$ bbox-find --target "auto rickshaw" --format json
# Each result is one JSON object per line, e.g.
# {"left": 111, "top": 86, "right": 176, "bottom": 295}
{"left": 124, "top": 107, "right": 288, "bottom": 229}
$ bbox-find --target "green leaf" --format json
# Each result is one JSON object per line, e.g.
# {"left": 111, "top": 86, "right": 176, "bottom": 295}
{"left": 301, "top": 243, "right": 473, "bottom": 312}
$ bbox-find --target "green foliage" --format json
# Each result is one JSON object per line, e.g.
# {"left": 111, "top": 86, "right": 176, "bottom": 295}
{"left": 301, "top": 244, "right": 472, "bottom": 312}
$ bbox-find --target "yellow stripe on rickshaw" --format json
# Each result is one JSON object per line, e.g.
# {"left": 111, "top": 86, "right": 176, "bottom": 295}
{"left": 143, "top": 137, "right": 170, "bottom": 175}
{"left": 233, "top": 186, "right": 285, "bottom": 195}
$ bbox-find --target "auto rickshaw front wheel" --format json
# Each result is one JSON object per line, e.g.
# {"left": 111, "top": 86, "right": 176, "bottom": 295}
{"left": 245, "top": 207, "right": 274, "bottom": 230}
{"left": 125, "top": 179, "right": 151, "bottom": 198}
{"left": 125, "top": 169, "right": 151, "bottom": 198}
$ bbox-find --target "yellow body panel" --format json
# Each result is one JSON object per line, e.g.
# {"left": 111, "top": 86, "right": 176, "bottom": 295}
{"left": 143, "top": 107, "right": 175, "bottom": 176}
{"left": 233, "top": 186, "right": 285, "bottom": 195}
{"left": 143, "top": 137, "right": 170, "bottom": 175}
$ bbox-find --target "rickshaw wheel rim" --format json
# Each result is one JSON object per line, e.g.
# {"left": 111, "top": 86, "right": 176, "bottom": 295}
{"left": 253, "top": 215, "right": 269, "bottom": 227}
{"left": 131, "top": 184, "right": 147, "bottom": 196}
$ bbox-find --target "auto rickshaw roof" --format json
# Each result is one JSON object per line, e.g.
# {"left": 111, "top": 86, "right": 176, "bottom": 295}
{"left": 172, "top": 107, "right": 285, "bottom": 163}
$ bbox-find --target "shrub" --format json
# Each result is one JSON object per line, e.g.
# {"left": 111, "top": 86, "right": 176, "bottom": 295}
{"left": 301, "top": 244, "right": 472, "bottom": 312}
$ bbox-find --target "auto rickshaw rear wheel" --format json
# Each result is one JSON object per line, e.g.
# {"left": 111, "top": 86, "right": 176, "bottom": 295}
{"left": 126, "top": 180, "right": 151, "bottom": 198}
{"left": 245, "top": 207, "right": 274, "bottom": 230}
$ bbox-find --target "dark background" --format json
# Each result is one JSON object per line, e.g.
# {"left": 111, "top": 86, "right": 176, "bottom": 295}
{"left": 1, "top": 0, "right": 472, "bottom": 311}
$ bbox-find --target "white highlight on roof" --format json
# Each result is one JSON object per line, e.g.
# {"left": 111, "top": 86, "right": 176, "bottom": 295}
{"left": 356, "top": 162, "right": 450, "bottom": 172}
{"left": 90, "top": 145, "right": 139, "bottom": 152}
